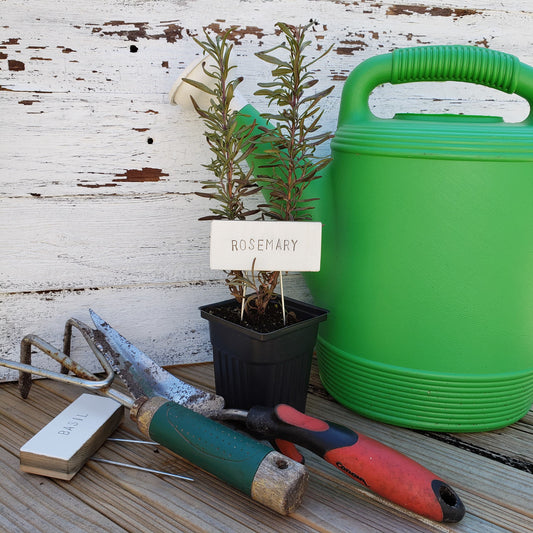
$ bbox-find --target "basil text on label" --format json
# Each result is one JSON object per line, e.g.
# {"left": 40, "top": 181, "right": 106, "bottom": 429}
{"left": 58, "top": 413, "right": 89, "bottom": 436}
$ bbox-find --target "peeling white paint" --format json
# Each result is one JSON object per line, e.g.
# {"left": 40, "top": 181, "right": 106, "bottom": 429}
{"left": 1, "top": 0, "right": 532, "bottom": 378}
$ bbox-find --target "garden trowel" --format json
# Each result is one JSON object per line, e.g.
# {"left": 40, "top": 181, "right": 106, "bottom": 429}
{"left": 88, "top": 309, "right": 224, "bottom": 417}
{"left": 90, "top": 309, "right": 465, "bottom": 523}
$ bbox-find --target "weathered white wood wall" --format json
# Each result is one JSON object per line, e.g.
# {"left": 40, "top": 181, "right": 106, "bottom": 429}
{"left": 1, "top": 0, "right": 532, "bottom": 379}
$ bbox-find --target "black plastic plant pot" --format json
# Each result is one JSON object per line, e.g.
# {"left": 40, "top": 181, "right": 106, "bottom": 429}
{"left": 200, "top": 296, "right": 328, "bottom": 411}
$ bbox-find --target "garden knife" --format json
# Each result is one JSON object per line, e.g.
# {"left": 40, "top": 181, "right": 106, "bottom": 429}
{"left": 90, "top": 310, "right": 465, "bottom": 523}
{"left": 88, "top": 310, "right": 308, "bottom": 515}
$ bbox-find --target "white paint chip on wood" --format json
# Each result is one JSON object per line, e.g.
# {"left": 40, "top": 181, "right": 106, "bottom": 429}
{"left": 1, "top": 0, "right": 532, "bottom": 379}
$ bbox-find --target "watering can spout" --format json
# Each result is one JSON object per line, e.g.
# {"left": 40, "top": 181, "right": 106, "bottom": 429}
{"left": 169, "top": 55, "right": 249, "bottom": 113}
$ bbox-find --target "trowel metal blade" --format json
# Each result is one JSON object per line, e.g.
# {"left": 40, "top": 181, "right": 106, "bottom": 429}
{"left": 89, "top": 309, "right": 225, "bottom": 416}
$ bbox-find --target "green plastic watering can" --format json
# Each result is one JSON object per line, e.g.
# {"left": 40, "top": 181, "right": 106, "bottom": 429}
{"left": 171, "top": 45, "right": 533, "bottom": 432}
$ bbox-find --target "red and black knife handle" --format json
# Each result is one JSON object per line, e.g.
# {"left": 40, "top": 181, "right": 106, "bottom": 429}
{"left": 246, "top": 404, "right": 465, "bottom": 523}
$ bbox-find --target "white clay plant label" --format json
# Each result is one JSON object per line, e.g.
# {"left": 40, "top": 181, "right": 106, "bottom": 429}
{"left": 210, "top": 220, "right": 322, "bottom": 272}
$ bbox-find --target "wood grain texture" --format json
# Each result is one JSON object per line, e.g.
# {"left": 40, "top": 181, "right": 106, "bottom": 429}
{"left": 1, "top": 0, "right": 532, "bottom": 377}
{"left": 0, "top": 364, "right": 529, "bottom": 532}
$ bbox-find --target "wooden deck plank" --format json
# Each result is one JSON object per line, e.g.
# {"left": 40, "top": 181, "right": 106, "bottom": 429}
{"left": 173, "top": 362, "right": 533, "bottom": 532}
{"left": 0, "top": 424, "right": 127, "bottom": 532}
{"left": 294, "top": 475, "right": 452, "bottom": 533}
{"left": 0, "top": 363, "right": 531, "bottom": 532}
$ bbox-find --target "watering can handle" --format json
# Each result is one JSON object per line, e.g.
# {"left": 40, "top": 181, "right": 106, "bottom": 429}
{"left": 338, "top": 45, "right": 533, "bottom": 124}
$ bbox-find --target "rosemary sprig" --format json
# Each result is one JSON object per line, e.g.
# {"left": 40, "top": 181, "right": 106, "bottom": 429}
{"left": 184, "top": 28, "right": 260, "bottom": 302}
{"left": 254, "top": 22, "right": 334, "bottom": 221}
{"left": 187, "top": 23, "right": 333, "bottom": 318}
{"left": 185, "top": 28, "right": 261, "bottom": 221}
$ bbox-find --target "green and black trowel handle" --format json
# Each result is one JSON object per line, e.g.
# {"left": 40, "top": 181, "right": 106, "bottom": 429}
{"left": 129, "top": 396, "right": 308, "bottom": 515}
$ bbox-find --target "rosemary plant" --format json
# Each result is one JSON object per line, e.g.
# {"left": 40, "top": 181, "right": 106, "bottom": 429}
{"left": 184, "top": 28, "right": 260, "bottom": 303}
{"left": 187, "top": 23, "right": 333, "bottom": 327}
{"left": 254, "top": 22, "right": 334, "bottom": 222}
{"left": 185, "top": 28, "right": 260, "bottom": 221}
{"left": 242, "top": 22, "right": 334, "bottom": 317}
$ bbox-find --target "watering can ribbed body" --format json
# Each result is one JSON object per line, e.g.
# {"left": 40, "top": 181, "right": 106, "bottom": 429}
{"left": 238, "top": 45, "right": 533, "bottom": 431}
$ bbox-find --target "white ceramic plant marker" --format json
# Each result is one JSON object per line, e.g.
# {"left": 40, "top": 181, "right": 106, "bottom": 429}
{"left": 210, "top": 221, "right": 322, "bottom": 325}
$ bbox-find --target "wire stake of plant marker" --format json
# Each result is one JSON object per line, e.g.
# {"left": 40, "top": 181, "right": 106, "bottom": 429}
{"left": 240, "top": 285, "right": 246, "bottom": 322}
{"left": 280, "top": 271, "right": 286, "bottom": 325}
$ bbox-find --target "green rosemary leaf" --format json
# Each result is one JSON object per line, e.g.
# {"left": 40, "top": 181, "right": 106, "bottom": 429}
{"left": 183, "top": 77, "right": 216, "bottom": 95}
{"left": 198, "top": 214, "right": 223, "bottom": 221}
